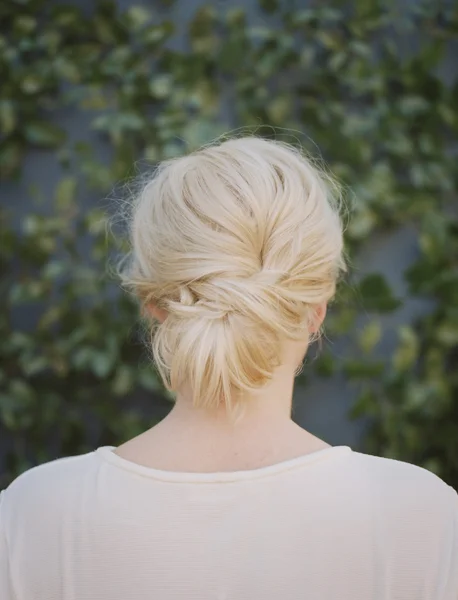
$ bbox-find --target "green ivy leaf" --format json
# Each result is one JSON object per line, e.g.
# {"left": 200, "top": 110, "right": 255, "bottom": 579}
{"left": 350, "top": 389, "right": 378, "bottom": 419}
{"left": 314, "top": 352, "right": 335, "bottom": 377}
{"left": 125, "top": 6, "right": 152, "bottom": 30}
{"left": 0, "top": 139, "right": 23, "bottom": 177}
{"left": 55, "top": 177, "right": 77, "bottom": 210}
{"left": 357, "top": 274, "right": 401, "bottom": 312}
{"left": 393, "top": 327, "right": 419, "bottom": 372}
{"left": 24, "top": 121, "right": 66, "bottom": 148}
{"left": 344, "top": 359, "right": 385, "bottom": 379}
{"left": 358, "top": 321, "right": 381, "bottom": 354}
{"left": 149, "top": 75, "right": 173, "bottom": 99}
{"left": 0, "top": 100, "right": 16, "bottom": 135}
{"left": 259, "top": 0, "right": 279, "bottom": 14}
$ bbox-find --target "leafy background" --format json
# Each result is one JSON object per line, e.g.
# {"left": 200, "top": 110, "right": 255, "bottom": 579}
{"left": 1, "top": 0, "right": 457, "bottom": 489}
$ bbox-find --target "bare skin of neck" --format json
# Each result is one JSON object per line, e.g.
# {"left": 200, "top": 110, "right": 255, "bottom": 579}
{"left": 115, "top": 338, "right": 330, "bottom": 473}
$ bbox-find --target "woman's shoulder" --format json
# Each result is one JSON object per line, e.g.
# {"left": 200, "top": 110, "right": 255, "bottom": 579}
{"left": 345, "top": 450, "right": 457, "bottom": 514}
{"left": 1, "top": 450, "right": 99, "bottom": 521}
{"left": 346, "top": 452, "right": 458, "bottom": 588}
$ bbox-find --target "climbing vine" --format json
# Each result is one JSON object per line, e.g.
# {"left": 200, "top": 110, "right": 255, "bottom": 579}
{"left": 1, "top": 0, "right": 457, "bottom": 488}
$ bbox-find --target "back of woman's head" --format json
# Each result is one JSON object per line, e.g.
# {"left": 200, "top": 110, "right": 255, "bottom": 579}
{"left": 121, "top": 136, "right": 345, "bottom": 416}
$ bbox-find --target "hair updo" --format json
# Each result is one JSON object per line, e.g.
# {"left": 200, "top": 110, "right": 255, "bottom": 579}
{"left": 121, "top": 136, "right": 345, "bottom": 415}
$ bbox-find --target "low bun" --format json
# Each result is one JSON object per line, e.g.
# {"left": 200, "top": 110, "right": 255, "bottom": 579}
{"left": 121, "top": 136, "right": 345, "bottom": 415}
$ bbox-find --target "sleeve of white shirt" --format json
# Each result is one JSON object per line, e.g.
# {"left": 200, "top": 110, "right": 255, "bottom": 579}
{"left": 447, "top": 488, "right": 458, "bottom": 599}
{"left": 0, "top": 491, "right": 15, "bottom": 600}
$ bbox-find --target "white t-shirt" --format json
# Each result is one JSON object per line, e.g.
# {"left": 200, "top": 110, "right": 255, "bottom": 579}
{"left": 1, "top": 445, "right": 457, "bottom": 600}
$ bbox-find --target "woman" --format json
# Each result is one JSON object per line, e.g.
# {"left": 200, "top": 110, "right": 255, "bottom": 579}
{"left": 1, "top": 137, "right": 457, "bottom": 599}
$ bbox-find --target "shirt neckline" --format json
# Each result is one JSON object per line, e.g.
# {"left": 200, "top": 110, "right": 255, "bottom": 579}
{"left": 95, "top": 445, "right": 352, "bottom": 484}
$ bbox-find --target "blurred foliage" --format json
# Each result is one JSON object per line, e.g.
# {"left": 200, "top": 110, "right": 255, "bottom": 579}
{"left": 0, "top": 0, "right": 457, "bottom": 488}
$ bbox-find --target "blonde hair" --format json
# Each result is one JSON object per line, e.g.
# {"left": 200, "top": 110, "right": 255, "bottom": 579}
{"left": 121, "top": 136, "right": 345, "bottom": 415}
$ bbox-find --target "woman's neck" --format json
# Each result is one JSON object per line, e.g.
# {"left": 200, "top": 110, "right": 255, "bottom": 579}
{"left": 115, "top": 366, "right": 330, "bottom": 473}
